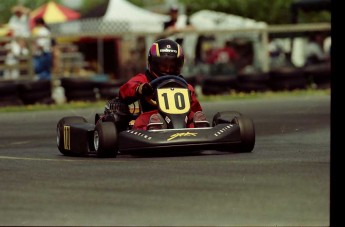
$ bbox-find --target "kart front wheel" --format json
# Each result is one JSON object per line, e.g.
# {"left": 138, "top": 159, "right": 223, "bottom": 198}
{"left": 232, "top": 115, "right": 255, "bottom": 153}
{"left": 94, "top": 122, "right": 118, "bottom": 158}
{"left": 57, "top": 116, "right": 87, "bottom": 156}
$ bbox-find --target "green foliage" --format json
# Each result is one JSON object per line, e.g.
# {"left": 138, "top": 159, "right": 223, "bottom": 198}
{"left": 0, "top": 0, "right": 109, "bottom": 24}
{"left": 0, "top": 88, "right": 331, "bottom": 113}
{"left": 0, "top": 0, "right": 62, "bottom": 24}
{"left": 77, "top": 0, "right": 109, "bottom": 15}
{"left": 179, "top": 0, "right": 330, "bottom": 24}
{"left": 0, "top": 0, "right": 330, "bottom": 25}
{"left": 1, "top": 0, "right": 41, "bottom": 24}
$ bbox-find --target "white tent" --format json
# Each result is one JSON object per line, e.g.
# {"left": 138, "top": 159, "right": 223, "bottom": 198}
{"left": 190, "top": 10, "right": 267, "bottom": 31}
{"left": 50, "top": 0, "right": 169, "bottom": 34}
{"left": 188, "top": 10, "right": 268, "bottom": 70}
{"left": 103, "top": 0, "right": 169, "bottom": 33}
{"left": 50, "top": 5, "right": 269, "bottom": 74}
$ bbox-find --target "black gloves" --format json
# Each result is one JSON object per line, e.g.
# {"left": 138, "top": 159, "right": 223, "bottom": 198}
{"left": 136, "top": 83, "right": 153, "bottom": 97}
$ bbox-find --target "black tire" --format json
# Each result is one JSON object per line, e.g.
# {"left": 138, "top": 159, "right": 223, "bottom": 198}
{"left": 269, "top": 67, "right": 307, "bottom": 91}
{"left": 57, "top": 116, "right": 87, "bottom": 156}
{"left": 232, "top": 115, "right": 255, "bottom": 153}
{"left": 95, "top": 80, "right": 126, "bottom": 100}
{"left": 0, "top": 97, "right": 23, "bottom": 107}
{"left": 19, "top": 90, "right": 52, "bottom": 105}
{"left": 98, "top": 87, "right": 120, "bottom": 100}
{"left": 237, "top": 72, "right": 270, "bottom": 92}
{"left": 18, "top": 80, "right": 51, "bottom": 92}
{"left": 18, "top": 80, "right": 53, "bottom": 105}
{"left": 61, "top": 78, "right": 98, "bottom": 102}
{"left": 60, "top": 78, "right": 96, "bottom": 90}
{"left": 94, "top": 122, "right": 118, "bottom": 158}
{"left": 201, "top": 75, "right": 238, "bottom": 95}
{"left": 303, "top": 63, "right": 331, "bottom": 89}
{"left": 65, "top": 90, "right": 96, "bottom": 102}
{"left": 0, "top": 81, "right": 21, "bottom": 107}
{"left": 0, "top": 81, "right": 19, "bottom": 96}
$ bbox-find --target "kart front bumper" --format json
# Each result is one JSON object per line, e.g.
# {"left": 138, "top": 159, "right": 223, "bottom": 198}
{"left": 118, "top": 124, "right": 242, "bottom": 153}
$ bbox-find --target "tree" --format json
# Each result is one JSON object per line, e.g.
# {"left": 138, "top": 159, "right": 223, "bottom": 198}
{"left": 162, "top": 0, "right": 330, "bottom": 24}
{"left": 0, "top": 0, "right": 61, "bottom": 24}
{"left": 0, "top": 0, "right": 109, "bottom": 24}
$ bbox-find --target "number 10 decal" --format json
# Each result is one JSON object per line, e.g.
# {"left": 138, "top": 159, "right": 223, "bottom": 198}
{"left": 157, "top": 88, "right": 191, "bottom": 114}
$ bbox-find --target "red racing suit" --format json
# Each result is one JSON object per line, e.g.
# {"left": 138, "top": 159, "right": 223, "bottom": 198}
{"left": 119, "top": 71, "right": 203, "bottom": 130}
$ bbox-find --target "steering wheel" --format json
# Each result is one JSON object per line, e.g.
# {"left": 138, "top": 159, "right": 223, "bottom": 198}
{"left": 149, "top": 75, "right": 188, "bottom": 89}
{"left": 145, "top": 75, "right": 188, "bottom": 106}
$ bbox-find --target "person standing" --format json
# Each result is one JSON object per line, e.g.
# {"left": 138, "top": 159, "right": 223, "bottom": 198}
{"left": 163, "top": 6, "right": 179, "bottom": 31}
{"left": 3, "top": 37, "right": 29, "bottom": 79}
{"left": 162, "top": 6, "right": 194, "bottom": 46}
{"left": 4, "top": 5, "right": 31, "bottom": 79}
{"left": 32, "top": 17, "right": 53, "bottom": 80}
{"left": 206, "top": 40, "right": 239, "bottom": 75}
{"left": 304, "top": 32, "right": 330, "bottom": 66}
{"left": 8, "top": 5, "right": 31, "bottom": 38}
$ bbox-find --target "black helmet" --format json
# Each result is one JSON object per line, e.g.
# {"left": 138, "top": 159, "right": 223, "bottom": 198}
{"left": 148, "top": 39, "right": 184, "bottom": 78}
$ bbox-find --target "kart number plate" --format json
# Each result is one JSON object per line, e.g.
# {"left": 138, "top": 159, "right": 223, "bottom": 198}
{"left": 157, "top": 88, "right": 190, "bottom": 114}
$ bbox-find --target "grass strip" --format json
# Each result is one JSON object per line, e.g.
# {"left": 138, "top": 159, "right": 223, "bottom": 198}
{"left": 0, "top": 88, "right": 330, "bottom": 113}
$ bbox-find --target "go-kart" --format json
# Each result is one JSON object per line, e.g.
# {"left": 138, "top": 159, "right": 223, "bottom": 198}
{"left": 56, "top": 75, "right": 255, "bottom": 158}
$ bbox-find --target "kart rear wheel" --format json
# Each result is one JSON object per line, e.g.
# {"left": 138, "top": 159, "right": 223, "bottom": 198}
{"left": 232, "top": 115, "right": 255, "bottom": 153}
{"left": 57, "top": 116, "right": 87, "bottom": 156}
{"left": 94, "top": 122, "right": 118, "bottom": 158}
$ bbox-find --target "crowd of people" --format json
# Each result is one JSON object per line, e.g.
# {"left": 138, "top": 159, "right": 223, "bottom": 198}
{"left": 157, "top": 6, "right": 245, "bottom": 79}
{"left": 159, "top": 5, "right": 331, "bottom": 77}
{"left": 1, "top": 4, "right": 53, "bottom": 81}
{"left": 0, "top": 3, "right": 331, "bottom": 83}
{"left": 304, "top": 32, "right": 330, "bottom": 66}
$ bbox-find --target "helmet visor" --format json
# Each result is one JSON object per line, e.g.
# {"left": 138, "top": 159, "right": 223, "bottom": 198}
{"left": 151, "top": 56, "right": 183, "bottom": 76}
{"left": 156, "top": 59, "right": 180, "bottom": 75}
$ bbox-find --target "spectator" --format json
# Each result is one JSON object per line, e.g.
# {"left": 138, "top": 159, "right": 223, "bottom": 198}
{"left": 207, "top": 40, "right": 238, "bottom": 64}
{"left": 304, "top": 32, "right": 330, "bottom": 66}
{"left": 162, "top": 6, "right": 194, "bottom": 46}
{"left": 4, "top": 4, "right": 31, "bottom": 79}
{"left": 268, "top": 38, "right": 290, "bottom": 69}
{"left": 32, "top": 17, "right": 53, "bottom": 80}
{"left": 163, "top": 6, "right": 179, "bottom": 31}
{"left": 206, "top": 40, "right": 239, "bottom": 75}
{"left": 118, "top": 38, "right": 208, "bottom": 130}
{"left": 3, "top": 38, "right": 29, "bottom": 79}
{"left": 8, "top": 5, "right": 31, "bottom": 38}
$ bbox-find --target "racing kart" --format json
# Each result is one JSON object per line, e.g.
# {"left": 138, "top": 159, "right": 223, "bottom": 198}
{"left": 56, "top": 75, "right": 255, "bottom": 158}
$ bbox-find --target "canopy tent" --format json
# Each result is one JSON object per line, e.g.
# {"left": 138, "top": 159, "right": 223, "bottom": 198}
{"left": 50, "top": 0, "right": 169, "bottom": 35}
{"left": 187, "top": 9, "right": 267, "bottom": 50}
{"left": 102, "top": 0, "right": 168, "bottom": 33}
{"left": 48, "top": 3, "right": 270, "bottom": 77}
{"left": 190, "top": 10, "right": 267, "bottom": 31}
{"left": 29, "top": 1, "right": 80, "bottom": 28}
{"left": 186, "top": 10, "right": 268, "bottom": 72}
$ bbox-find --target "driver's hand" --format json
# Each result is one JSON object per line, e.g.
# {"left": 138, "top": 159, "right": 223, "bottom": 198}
{"left": 136, "top": 83, "right": 153, "bottom": 97}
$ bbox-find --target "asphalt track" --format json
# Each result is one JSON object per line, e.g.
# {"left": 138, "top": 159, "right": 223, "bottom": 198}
{"left": 0, "top": 94, "right": 330, "bottom": 226}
